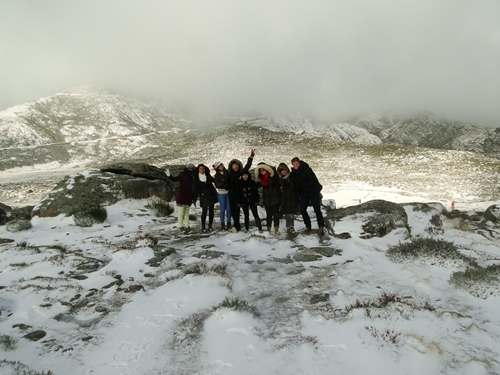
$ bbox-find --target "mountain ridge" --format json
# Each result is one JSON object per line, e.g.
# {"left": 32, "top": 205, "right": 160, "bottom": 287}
{"left": 1, "top": 86, "right": 499, "bottom": 159}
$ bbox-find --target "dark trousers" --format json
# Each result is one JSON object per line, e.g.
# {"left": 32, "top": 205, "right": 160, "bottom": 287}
{"left": 229, "top": 195, "right": 241, "bottom": 230}
{"left": 241, "top": 204, "right": 262, "bottom": 230}
{"left": 265, "top": 204, "right": 281, "bottom": 227}
{"left": 201, "top": 204, "right": 214, "bottom": 228}
{"left": 299, "top": 193, "right": 324, "bottom": 228}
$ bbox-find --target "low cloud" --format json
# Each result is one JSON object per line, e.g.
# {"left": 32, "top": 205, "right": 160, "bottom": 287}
{"left": 1, "top": 0, "right": 499, "bottom": 126}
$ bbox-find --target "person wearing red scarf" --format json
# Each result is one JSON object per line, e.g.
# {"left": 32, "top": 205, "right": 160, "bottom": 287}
{"left": 255, "top": 162, "right": 282, "bottom": 234}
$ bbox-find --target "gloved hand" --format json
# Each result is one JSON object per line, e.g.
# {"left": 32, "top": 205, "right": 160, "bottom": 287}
{"left": 250, "top": 149, "right": 255, "bottom": 158}
{"left": 164, "top": 168, "right": 170, "bottom": 177}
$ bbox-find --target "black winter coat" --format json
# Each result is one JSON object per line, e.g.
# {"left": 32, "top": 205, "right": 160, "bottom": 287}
{"left": 214, "top": 169, "right": 230, "bottom": 191}
{"left": 237, "top": 178, "right": 260, "bottom": 206}
{"left": 193, "top": 168, "right": 218, "bottom": 207}
{"left": 228, "top": 157, "right": 253, "bottom": 198}
{"left": 291, "top": 160, "right": 322, "bottom": 197}
{"left": 255, "top": 164, "right": 282, "bottom": 207}
{"left": 279, "top": 173, "right": 300, "bottom": 214}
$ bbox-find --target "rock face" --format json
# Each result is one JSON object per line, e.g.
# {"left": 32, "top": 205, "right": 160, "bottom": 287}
{"left": 483, "top": 204, "right": 500, "bottom": 225}
{"left": 31, "top": 167, "right": 174, "bottom": 218}
{"left": 0, "top": 203, "right": 33, "bottom": 225}
{"left": 6, "top": 220, "right": 32, "bottom": 232}
{"left": 326, "top": 199, "right": 409, "bottom": 239}
{"left": 100, "top": 162, "right": 169, "bottom": 181}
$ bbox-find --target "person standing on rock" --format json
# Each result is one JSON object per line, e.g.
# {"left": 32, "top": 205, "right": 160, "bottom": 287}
{"left": 165, "top": 163, "right": 196, "bottom": 233}
{"left": 193, "top": 164, "right": 219, "bottom": 232}
{"left": 277, "top": 162, "right": 300, "bottom": 233}
{"left": 213, "top": 161, "right": 232, "bottom": 230}
{"left": 228, "top": 149, "right": 255, "bottom": 233}
{"left": 290, "top": 157, "right": 325, "bottom": 236}
{"left": 255, "top": 162, "right": 282, "bottom": 234}
{"left": 237, "top": 169, "right": 263, "bottom": 232}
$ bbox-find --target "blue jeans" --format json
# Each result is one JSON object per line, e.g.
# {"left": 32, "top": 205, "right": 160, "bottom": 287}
{"left": 218, "top": 193, "right": 232, "bottom": 225}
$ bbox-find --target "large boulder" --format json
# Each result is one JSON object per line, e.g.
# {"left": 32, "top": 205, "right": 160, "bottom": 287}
{"left": 0, "top": 203, "right": 33, "bottom": 225}
{"left": 100, "top": 162, "right": 186, "bottom": 199}
{"left": 483, "top": 204, "right": 500, "bottom": 225}
{"left": 325, "top": 199, "right": 409, "bottom": 239}
{"left": 31, "top": 170, "right": 174, "bottom": 218}
{"left": 0, "top": 203, "right": 10, "bottom": 225}
{"left": 99, "top": 162, "right": 169, "bottom": 181}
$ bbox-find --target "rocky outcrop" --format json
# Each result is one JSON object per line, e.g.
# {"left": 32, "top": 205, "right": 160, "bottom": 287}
{"left": 325, "top": 199, "right": 409, "bottom": 239}
{"left": 100, "top": 162, "right": 169, "bottom": 181}
{"left": 483, "top": 204, "right": 500, "bottom": 225}
{"left": 31, "top": 169, "right": 174, "bottom": 218}
{"left": 0, "top": 203, "right": 33, "bottom": 225}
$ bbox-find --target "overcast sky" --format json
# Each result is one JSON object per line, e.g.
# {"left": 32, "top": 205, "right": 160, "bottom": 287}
{"left": 1, "top": 0, "right": 499, "bottom": 126}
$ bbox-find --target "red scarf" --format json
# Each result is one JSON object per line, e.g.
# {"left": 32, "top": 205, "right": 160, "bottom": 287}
{"left": 260, "top": 172, "right": 270, "bottom": 186}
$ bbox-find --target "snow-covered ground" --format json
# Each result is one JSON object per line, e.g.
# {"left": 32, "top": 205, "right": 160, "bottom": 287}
{"left": 1, "top": 178, "right": 499, "bottom": 374}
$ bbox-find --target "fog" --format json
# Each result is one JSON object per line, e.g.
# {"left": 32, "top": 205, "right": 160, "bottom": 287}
{"left": 1, "top": 0, "right": 499, "bottom": 126}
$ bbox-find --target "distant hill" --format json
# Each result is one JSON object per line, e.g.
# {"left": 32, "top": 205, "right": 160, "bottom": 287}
{"left": 353, "top": 113, "right": 500, "bottom": 159}
{"left": 1, "top": 86, "right": 499, "bottom": 160}
{"left": 0, "top": 86, "right": 186, "bottom": 148}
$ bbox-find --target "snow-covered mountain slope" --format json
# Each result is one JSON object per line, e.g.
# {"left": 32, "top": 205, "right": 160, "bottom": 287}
{"left": 1, "top": 125, "right": 499, "bottom": 209}
{"left": 227, "top": 116, "right": 382, "bottom": 144}
{"left": 1, "top": 86, "right": 499, "bottom": 158}
{"left": 354, "top": 113, "right": 500, "bottom": 159}
{"left": 0, "top": 86, "right": 186, "bottom": 148}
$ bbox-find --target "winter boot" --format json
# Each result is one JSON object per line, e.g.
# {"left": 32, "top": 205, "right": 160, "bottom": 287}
{"left": 274, "top": 226, "right": 280, "bottom": 235}
{"left": 267, "top": 226, "right": 271, "bottom": 232}
{"left": 318, "top": 226, "right": 325, "bottom": 236}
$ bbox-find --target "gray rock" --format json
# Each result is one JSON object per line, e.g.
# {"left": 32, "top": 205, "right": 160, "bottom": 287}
{"left": 100, "top": 162, "right": 169, "bottom": 181}
{"left": 6, "top": 220, "right": 32, "bottom": 232}
{"left": 31, "top": 170, "right": 173, "bottom": 218}
{"left": 402, "top": 202, "right": 445, "bottom": 234}
{"left": 22, "top": 330, "right": 46, "bottom": 341}
{"left": 0, "top": 203, "right": 11, "bottom": 225}
{"left": 483, "top": 204, "right": 500, "bottom": 224}
{"left": 326, "top": 199, "right": 408, "bottom": 239}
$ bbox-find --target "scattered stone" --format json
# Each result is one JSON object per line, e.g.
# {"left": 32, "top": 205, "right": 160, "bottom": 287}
{"left": 102, "top": 279, "right": 124, "bottom": 289}
{"left": 310, "top": 247, "right": 342, "bottom": 257}
{"left": 23, "top": 330, "right": 47, "bottom": 341}
{"left": 325, "top": 199, "right": 408, "bottom": 239}
{"left": 0, "top": 238, "right": 15, "bottom": 244}
{"left": 310, "top": 293, "right": 330, "bottom": 304}
{"left": 270, "top": 256, "right": 294, "bottom": 264}
{"left": 6, "top": 220, "right": 32, "bottom": 232}
{"left": 123, "top": 285, "right": 145, "bottom": 293}
{"left": 146, "top": 246, "right": 177, "bottom": 267}
{"left": 193, "top": 250, "right": 225, "bottom": 259}
{"left": 70, "top": 274, "right": 88, "bottom": 280}
{"left": 13, "top": 323, "right": 32, "bottom": 331}
{"left": 293, "top": 253, "right": 322, "bottom": 262}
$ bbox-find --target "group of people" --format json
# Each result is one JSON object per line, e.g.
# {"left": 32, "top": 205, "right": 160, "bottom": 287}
{"left": 165, "top": 150, "right": 325, "bottom": 236}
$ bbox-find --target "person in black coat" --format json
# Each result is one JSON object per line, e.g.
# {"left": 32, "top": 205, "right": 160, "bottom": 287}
{"left": 228, "top": 149, "right": 255, "bottom": 232}
{"left": 255, "top": 162, "right": 282, "bottom": 234}
{"left": 193, "top": 164, "right": 218, "bottom": 232}
{"left": 277, "top": 162, "right": 300, "bottom": 233}
{"left": 290, "top": 157, "right": 325, "bottom": 236}
{"left": 237, "top": 170, "right": 263, "bottom": 232}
